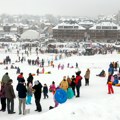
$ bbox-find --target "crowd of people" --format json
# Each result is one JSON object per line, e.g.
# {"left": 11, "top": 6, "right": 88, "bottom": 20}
{"left": 0, "top": 43, "right": 120, "bottom": 117}
{"left": 1, "top": 60, "right": 120, "bottom": 115}
{"left": 0, "top": 66, "right": 91, "bottom": 115}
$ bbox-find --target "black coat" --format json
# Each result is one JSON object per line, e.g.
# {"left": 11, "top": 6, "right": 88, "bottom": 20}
{"left": 43, "top": 86, "right": 48, "bottom": 94}
{"left": 32, "top": 82, "right": 42, "bottom": 99}
{"left": 27, "top": 75, "right": 33, "bottom": 84}
{"left": 70, "top": 78, "right": 76, "bottom": 88}
{"left": 17, "top": 76, "right": 25, "bottom": 83}
{"left": 16, "top": 83, "right": 27, "bottom": 98}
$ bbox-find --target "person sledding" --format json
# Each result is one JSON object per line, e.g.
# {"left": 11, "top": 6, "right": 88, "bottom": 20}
{"left": 96, "top": 70, "right": 106, "bottom": 77}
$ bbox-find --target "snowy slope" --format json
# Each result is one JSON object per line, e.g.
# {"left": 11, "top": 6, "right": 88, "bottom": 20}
{"left": 0, "top": 52, "right": 120, "bottom": 120}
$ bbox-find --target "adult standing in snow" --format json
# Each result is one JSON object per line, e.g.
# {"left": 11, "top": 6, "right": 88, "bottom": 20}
{"left": 84, "top": 68, "right": 90, "bottom": 86}
{"left": 60, "top": 76, "right": 68, "bottom": 91}
{"left": 75, "top": 71, "right": 83, "bottom": 97}
{"left": 36, "top": 68, "right": 39, "bottom": 76}
{"left": 4, "top": 79, "right": 16, "bottom": 114}
{"left": 76, "top": 62, "right": 78, "bottom": 68}
{"left": 16, "top": 79, "right": 27, "bottom": 115}
{"left": 27, "top": 73, "right": 33, "bottom": 85}
{"left": 17, "top": 72, "right": 25, "bottom": 83}
{"left": 41, "top": 59, "right": 44, "bottom": 67}
{"left": 0, "top": 82, "right": 6, "bottom": 112}
{"left": 108, "top": 63, "right": 114, "bottom": 75}
{"left": 2, "top": 72, "right": 10, "bottom": 84}
{"left": 32, "top": 80, "right": 42, "bottom": 112}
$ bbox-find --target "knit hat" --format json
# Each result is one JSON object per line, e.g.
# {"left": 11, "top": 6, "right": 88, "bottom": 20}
{"left": 72, "top": 75, "right": 75, "bottom": 78}
{"left": 76, "top": 71, "right": 81, "bottom": 76}
{"left": 34, "top": 80, "right": 39, "bottom": 85}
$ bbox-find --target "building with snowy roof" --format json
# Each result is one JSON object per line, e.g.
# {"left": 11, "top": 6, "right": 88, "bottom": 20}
{"left": 88, "top": 21, "right": 119, "bottom": 40}
{"left": 52, "top": 22, "right": 86, "bottom": 40}
{"left": 78, "top": 20, "right": 94, "bottom": 29}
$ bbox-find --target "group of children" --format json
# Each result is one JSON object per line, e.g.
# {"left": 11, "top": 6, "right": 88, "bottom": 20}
{"left": 106, "top": 62, "right": 120, "bottom": 94}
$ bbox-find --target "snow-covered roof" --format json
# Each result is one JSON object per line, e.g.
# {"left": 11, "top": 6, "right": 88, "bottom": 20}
{"left": 60, "top": 18, "right": 79, "bottom": 22}
{"left": 78, "top": 21, "right": 94, "bottom": 25}
{"left": 97, "top": 22, "right": 117, "bottom": 26}
{"left": 21, "top": 30, "right": 39, "bottom": 40}
{"left": 0, "top": 27, "right": 3, "bottom": 31}
{"left": 44, "top": 23, "right": 51, "bottom": 26}
{"left": 11, "top": 27, "right": 17, "bottom": 31}
{"left": 90, "top": 22, "right": 119, "bottom": 30}
{"left": 53, "top": 23, "right": 85, "bottom": 30}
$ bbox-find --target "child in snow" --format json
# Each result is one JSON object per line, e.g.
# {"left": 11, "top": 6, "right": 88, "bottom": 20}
{"left": 107, "top": 74, "right": 114, "bottom": 94}
{"left": 49, "top": 87, "right": 59, "bottom": 110}
{"left": 49, "top": 81, "right": 56, "bottom": 94}
{"left": 43, "top": 84, "right": 49, "bottom": 99}
{"left": 26, "top": 83, "right": 33, "bottom": 105}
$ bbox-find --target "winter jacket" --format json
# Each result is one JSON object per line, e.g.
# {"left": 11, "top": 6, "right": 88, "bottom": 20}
{"left": 49, "top": 84, "right": 56, "bottom": 92}
{"left": 0, "top": 85, "right": 6, "bottom": 98}
{"left": 60, "top": 79, "right": 68, "bottom": 90}
{"left": 4, "top": 83, "right": 15, "bottom": 99}
{"left": 70, "top": 78, "right": 76, "bottom": 88}
{"left": 16, "top": 83, "right": 27, "bottom": 98}
{"left": 26, "top": 85, "right": 33, "bottom": 96}
{"left": 2, "top": 74, "right": 10, "bottom": 84}
{"left": 43, "top": 86, "right": 48, "bottom": 94}
{"left": 84, "top": 70, "right": 90, "bottom": 79}
{"left": 67, "top": 78, "right": 72, "bottom": 86}
{"left": 27, "top": 75, "right": 33, "bottom": 84}
{"left": 32, "top": 82, "right": 42, "bottom": 99}
{"left": 108, "top": 67, "right": 114, "bottom": 75}
{"left": 17, "top": 74, "right": 25, "bottom": 82}
{"left": 75, "top": 75, "right": 82, "bottom": 87}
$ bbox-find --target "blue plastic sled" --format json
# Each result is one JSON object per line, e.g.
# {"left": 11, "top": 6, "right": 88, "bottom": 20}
{"left": 67, "top": 88, "right": 74, "bottom": 99}
{"left": 54, "top": 89, "right": 67, "bottom": 104}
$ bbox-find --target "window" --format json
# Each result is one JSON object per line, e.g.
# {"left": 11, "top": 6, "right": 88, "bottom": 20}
{"left": 112, "top": 26, "right": 117, "bottom": 29}
{"left": 102, "top": 26, "right": 111, "bottom": 29}
{"left": 74, "top": 26, "right": 78, "bottom": 29}
{"left": 64, "top": 26, "right": 73, "bottom": 29}
{"left": 58, "top": 26, "right": 63, "bottom": 29}
{"left": 96, "top": 26, "right": 101, "bottom": 29}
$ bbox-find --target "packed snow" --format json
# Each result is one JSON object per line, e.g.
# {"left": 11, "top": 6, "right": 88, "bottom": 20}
{"left": 0, "top": 47, "right": 120, "bottom": 120}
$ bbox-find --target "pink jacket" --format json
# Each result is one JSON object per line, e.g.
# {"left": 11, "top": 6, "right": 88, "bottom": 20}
{"left": 49, "top": 84, "right": 56, "bottom": 92}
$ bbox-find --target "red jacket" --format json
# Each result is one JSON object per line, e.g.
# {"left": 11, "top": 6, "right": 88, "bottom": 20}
{"left": 75, "top": 75, "right": 82, "bottom": 85}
